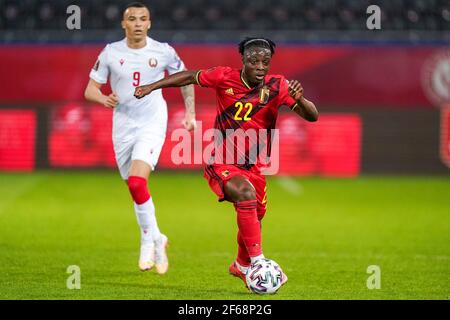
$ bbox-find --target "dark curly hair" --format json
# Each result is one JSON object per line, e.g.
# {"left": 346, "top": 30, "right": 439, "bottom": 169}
{"left": 238, "top": 37, "right": 276, "bottom": 56}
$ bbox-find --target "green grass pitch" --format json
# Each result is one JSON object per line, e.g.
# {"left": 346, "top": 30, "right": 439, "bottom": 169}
{"left": 0, "top": 171, "right": 448, "bottom": 300}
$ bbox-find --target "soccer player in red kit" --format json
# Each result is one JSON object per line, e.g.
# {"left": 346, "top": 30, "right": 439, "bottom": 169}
{"left": 134, "top": 38, "right": 318, "bottom": 287}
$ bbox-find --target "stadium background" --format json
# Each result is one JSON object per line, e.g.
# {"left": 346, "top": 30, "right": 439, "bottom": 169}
{"left": 0, "top": 0, "right": 449, "bottom": 300}
{"left": 0, "top": 0, "right": 449, "bottom": 175}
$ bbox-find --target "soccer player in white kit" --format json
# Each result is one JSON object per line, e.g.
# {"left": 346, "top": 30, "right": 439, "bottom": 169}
{"left": 84, "top": 2, "right": 196, "bottom": 274}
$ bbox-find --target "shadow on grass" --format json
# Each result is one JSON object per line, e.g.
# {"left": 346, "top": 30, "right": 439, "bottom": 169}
{"left": 88, "top": 281, "right": 252, "bottom": 298}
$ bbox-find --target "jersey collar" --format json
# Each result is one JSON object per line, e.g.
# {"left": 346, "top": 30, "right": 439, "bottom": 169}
{"left": 240, "top": 70, "right": 264, "bottom": 90}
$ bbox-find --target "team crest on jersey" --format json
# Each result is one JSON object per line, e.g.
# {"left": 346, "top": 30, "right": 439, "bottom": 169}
{"left": 259, "top": 86, "right": 270, "bottom": 105}
{"left": 149, "top": 58, "right": 158, "bottom": 68}
{"left": 221, "top": 170, "right": 230, "bottom": 177}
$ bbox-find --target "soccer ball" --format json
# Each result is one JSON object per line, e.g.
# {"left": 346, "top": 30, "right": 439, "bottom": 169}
{"left": 245, "top": 258, "right": 284, "bottom": 294}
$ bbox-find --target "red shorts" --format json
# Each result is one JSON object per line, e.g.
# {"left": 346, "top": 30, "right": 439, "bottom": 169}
{"left": 204, "top": 164, "right": 267, "bottom": 220}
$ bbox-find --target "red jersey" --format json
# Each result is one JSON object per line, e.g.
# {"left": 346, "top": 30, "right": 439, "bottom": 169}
{"left": 196, "top": 66, "right": 297, "bottom": 170}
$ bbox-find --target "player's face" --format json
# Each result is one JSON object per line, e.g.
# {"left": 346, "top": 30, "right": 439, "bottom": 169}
{"left": 242, "top": 47, "right": 272, "bottom": 86}
{"left": 122, "top": 7, "right": 151, "bottom": 41}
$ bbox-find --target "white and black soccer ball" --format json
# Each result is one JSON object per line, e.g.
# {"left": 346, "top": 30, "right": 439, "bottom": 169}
{"left": 245, "top": 258, "right": 284, "bottom": 294}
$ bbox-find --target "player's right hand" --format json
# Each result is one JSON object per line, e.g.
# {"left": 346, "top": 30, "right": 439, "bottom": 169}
{"left": 134, "top": 85, "right": 152, "bottom": 99}
{"left": 182, "top": 112, "right": 197, "bottom": 131}
{"left": 103, "top": 93, "right": 119, "bottom": 108}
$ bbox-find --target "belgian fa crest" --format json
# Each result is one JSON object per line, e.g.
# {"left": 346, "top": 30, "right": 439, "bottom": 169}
{"left": 259, "top": 86, "right": 270, "bottom": 105}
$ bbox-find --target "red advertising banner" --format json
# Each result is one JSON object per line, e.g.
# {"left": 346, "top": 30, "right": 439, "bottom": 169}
{"left": 441, "top": 106, "right": 450, "bottom": 168}
{"left": 0, "top": 110, "right": 36, "bottom": 171}
{"left": 276, "top": 113, "right": 361, "bottom": 177}
{"left": 48, "top": 103, "right": 116, "bottom": 168}
{"left": 0, "top": 45, "right": 448, "bottom": 108}
{"left": 47, "top": 104, "right": 361, "bottom": 176}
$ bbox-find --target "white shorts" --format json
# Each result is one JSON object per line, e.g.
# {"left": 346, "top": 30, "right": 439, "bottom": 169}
{"left": 114, "top": 134, "right": 165, "bottom": 180}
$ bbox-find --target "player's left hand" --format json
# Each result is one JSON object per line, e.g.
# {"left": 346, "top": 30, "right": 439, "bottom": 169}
{"left": 288, "top": 80, "right": 304, "bottom": 100}
{"left": 182, "top": 112, "right": 197, "bottom": 131}
{"left": 134, "top": 85, "right": 152, "bottom": 99}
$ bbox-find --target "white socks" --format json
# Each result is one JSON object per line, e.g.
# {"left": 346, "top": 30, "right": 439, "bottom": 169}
{"left": 134, "top": 197, "right": 162, "bottom": 244}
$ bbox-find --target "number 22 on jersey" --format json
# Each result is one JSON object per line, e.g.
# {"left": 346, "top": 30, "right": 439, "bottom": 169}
{"left": 234, "top": 102, "right": 252, "bottom": 121}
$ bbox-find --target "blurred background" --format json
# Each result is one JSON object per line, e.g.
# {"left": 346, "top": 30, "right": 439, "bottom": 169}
{"left": 0, "top": 0, "right": 449, "bottom": 176}
{"left": 0, "top": 0, "right": 449, "bottom": 301}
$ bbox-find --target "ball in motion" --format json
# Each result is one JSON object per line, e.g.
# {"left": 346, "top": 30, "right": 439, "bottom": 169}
{"left": 245, "top": 258, "right": 284, "bottom": 294}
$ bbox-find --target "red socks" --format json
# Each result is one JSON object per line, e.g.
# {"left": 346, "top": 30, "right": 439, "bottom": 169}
{"left": 128, "top": 176, "right": 150, "bottom": 205}
{"left": 234, "top": 200, "right": 262, "bottom": 259}
{"left": 237, "top": 231, "right": 251, "bottom": 267}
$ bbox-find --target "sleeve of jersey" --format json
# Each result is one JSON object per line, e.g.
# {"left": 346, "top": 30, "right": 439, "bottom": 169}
{"left": 166, "top": 44, "right": 186, "bottom": 75}
{"left": 89, "top": 45, "right": 109, "bottom": 84}
{"left": 279, "top": 77, "right": 297, "bottom": 109}
{"left": 195, "top": 66, "right": 227, "bottom": 88}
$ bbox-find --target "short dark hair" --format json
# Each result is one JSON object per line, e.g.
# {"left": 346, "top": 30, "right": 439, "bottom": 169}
{"left": 124, "top": 2, "right": 150, "bottom": 12}
{"left": 238, "top": 37, "right": 276, "bottom": 56}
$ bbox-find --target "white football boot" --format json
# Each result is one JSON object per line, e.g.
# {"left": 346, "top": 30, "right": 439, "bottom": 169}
{"left": 139, "top": 242, "right": 155, "bottom": 271}
{"left": 154, "top": 234, "right": 169, "bottom": 274}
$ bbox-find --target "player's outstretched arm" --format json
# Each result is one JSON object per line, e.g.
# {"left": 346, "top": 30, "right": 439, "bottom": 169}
{"left": 180, "top": 79, "right": 197, "bottom": 131}
{"left": 134, "top": 70, "right": 199, "bottom": 99}
{"left": 288, "top": 80, "right": 318, "bottom": 122}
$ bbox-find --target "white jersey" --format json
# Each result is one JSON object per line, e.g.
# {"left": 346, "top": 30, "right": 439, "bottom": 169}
{"left": 89, "top": 37, "right": 185, "bottom": 142}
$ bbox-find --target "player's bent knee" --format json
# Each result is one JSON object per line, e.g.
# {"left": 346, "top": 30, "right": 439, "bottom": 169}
{"left": 225, "top": 177, "right": 256, "bottom": 202}
{"left": 237, "top": 185, "right": 257, "bottom": 202}
{"left": 127, "top": 176, "right": 150, "bottom": 205}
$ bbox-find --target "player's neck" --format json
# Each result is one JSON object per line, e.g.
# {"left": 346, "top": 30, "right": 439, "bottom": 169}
{"left": 242, "top": 71, "right": 262, "bottom": 88}
{"left": 126, "top": 37, "right": 147, "bottom": 50}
